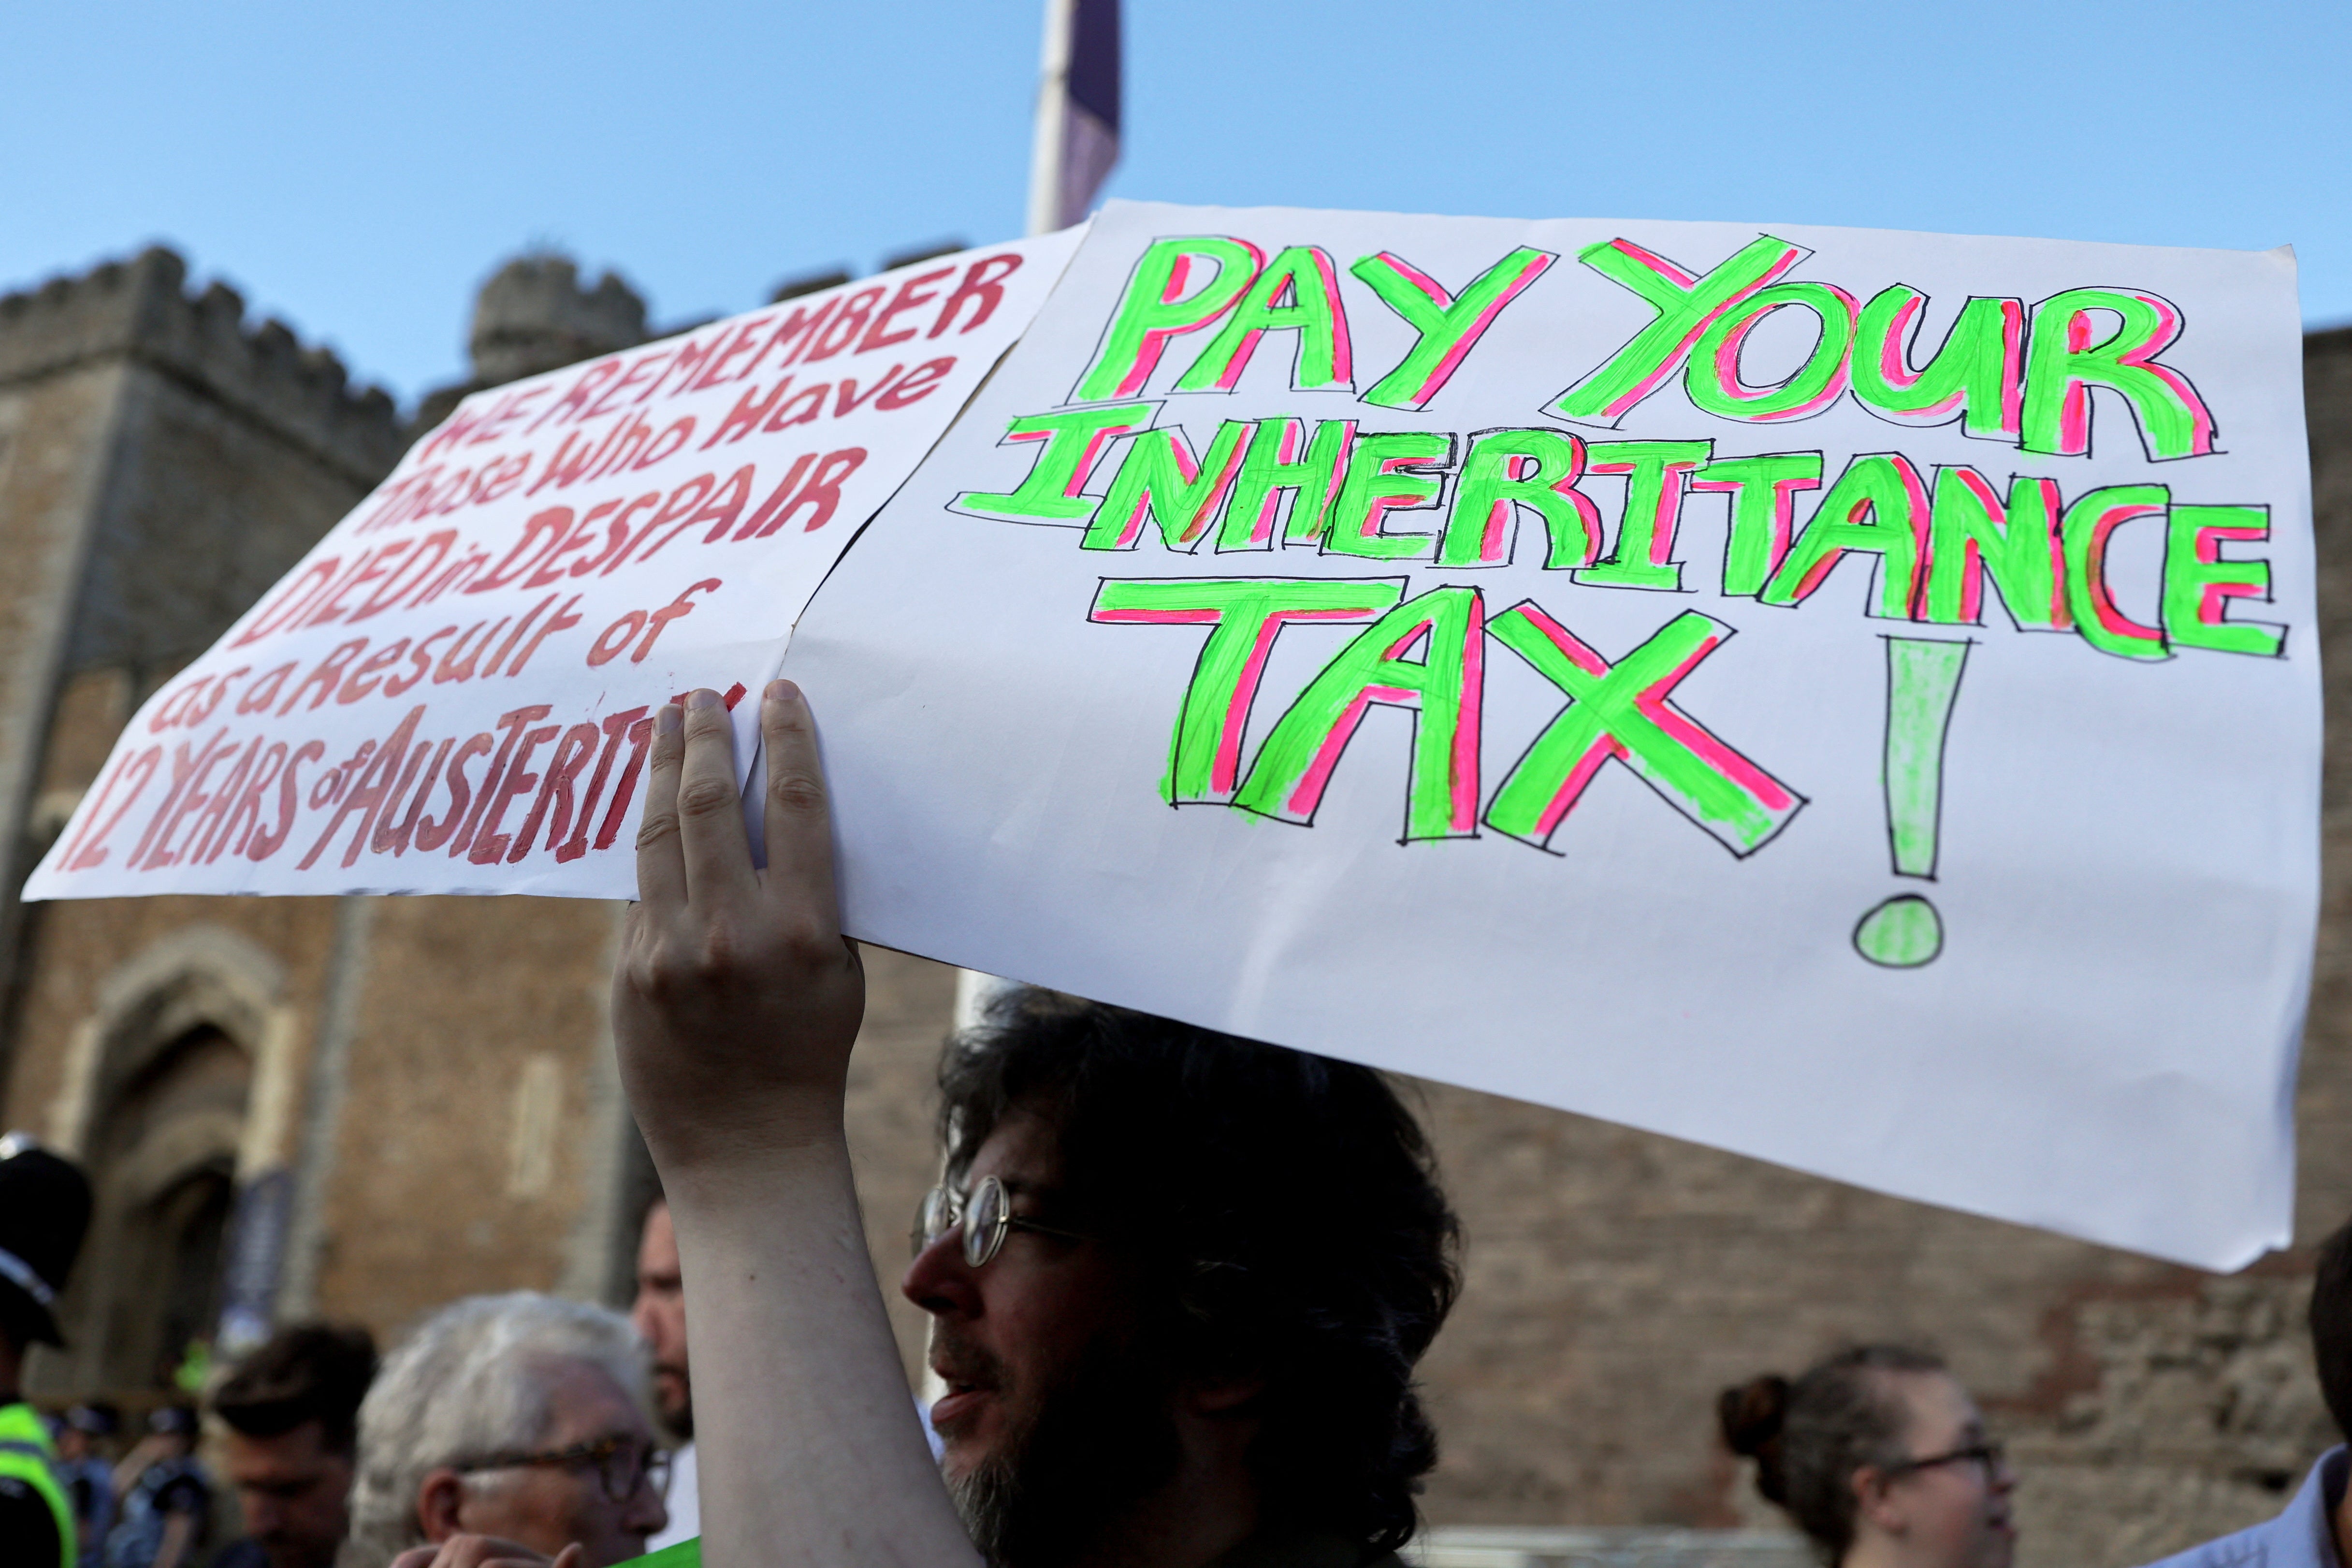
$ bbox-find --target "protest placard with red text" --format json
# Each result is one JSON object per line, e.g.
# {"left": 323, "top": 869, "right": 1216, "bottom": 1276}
{"left": 26, "top": 229, "right": 1082, "bottom": 898}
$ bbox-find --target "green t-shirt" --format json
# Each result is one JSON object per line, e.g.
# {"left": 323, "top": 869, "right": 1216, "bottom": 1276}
{"left": 610, "top": 1530, "right": 1402, "bottom": 1568}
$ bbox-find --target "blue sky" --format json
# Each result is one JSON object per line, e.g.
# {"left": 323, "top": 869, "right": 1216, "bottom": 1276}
{"left": 5, "top": 1, "right": 2345, "bottom": 409}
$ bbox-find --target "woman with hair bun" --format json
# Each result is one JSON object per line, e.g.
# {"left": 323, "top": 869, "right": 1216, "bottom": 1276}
{"left": 1719, "top": 1345, "right": 2015, "bottom": 1568}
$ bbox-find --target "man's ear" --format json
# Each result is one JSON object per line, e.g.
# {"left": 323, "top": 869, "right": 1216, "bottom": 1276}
{"left": 415, "top": 1468, "right": 468, "bottom": 1543}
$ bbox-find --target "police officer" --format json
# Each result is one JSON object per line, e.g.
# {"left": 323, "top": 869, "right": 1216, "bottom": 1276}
{"left": 0, "top": 1131, "right": 94, "bottom": 1568}
{"left": 53, "top": 1404, "right": 119, "bottom": 1568}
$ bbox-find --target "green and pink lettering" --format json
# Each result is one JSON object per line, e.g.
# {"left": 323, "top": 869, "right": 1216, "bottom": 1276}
{"left": 2161, "top": 503, "right": 2284, "bottom": 657}
{"left": 1573, "top": 440, "right": 1713, "bottom": 591}
{"left": 953, "top": 403, "right": 1158, "bottom": 528}
{"left": 1351, "top": 247, "right": 1554, "bottom": 411}
{"left": 1550, "top": 234, "right": 1808, "bottom": 425}
{"left": 1437, "top": 429, "right": 1603, "bottom": 569}
{"left": 1088, "top": 576, "right": 1407, "bottom": 803}
{"left": 1851, "top": 289, "right": 2024, "bottom": 440}
{"left": 1921, "top": 468, "right": 2066, "bottom": 630}
{"left": 1086, "top": 421, "right": 1255, "bottom": 552}
{"left": 1685, "top": 282, "right": 1858, "bottom": 423}
{"left": 2060, "top": 483, "right": 2171, "bottom": 659}
{"left": 1322, "top": 431, "right": 1456, "bottom": 561}
{"left": 1761, "top": 453, "right": 1932, "bottom": 619}
{"left": 1691, "top": 452, "right": 1822, "bottom": 597}
{"left": 1234, "top": 585, "right": 1486, "bottom": 839}
{"left": 1176, "top": 246, "right": 1354, "bottom": 393}
{"left": 1072, "top": 238, "right": 1266, "bottom": 403}
{"left": 1219, "top": 418, "right": 1358, "bottom": 550}
{"left": 2021, "top": 288, "right": 2217, "bottom": 460}
{"left": 1484, "top": 605, "right": 1802, "bottom": 856}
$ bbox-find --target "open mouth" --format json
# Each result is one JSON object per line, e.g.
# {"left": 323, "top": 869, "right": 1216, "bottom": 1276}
{"left": 929, "top": 1359, "right": 1001, "bottom": 1432}
{"left": 931, "top": 1385, "right": 988, "bottom": 1421}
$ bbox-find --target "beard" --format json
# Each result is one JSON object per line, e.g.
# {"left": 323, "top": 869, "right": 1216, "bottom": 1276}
{"left": 941, "top": 1329, "right": 1185, "bottom": 1568}
{"left": 655, "top": 1364, "right": 694, "bottom": 1441}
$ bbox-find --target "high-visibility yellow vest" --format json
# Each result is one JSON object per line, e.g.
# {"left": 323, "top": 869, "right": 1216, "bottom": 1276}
{"left": 0, "top": 1401, "right": 73, "bottom": 1568}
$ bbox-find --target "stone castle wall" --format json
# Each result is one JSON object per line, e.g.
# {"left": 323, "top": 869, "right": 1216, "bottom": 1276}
{"left": 0, "top": 249, "right": 402, "bottom": 489}
{"left": 0, "top": 250, "right": 414, "bottom": 1130}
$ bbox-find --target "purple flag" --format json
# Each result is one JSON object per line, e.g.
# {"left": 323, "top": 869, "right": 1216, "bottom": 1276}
{"left": 1029, "top": 0, "right": 1120, "bottom": 233}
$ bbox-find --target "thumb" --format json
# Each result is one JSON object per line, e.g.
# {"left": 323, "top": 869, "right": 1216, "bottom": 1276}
{"left": 552, "top": 1546, "right": 586, "bottom": 1568}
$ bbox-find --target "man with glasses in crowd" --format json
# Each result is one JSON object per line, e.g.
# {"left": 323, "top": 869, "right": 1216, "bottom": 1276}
{"left": 606, "top": 683, "right": 1463, "bottom": 1568}
{"left": 341, "top": 1292, "right": 667, "bottom": 1568}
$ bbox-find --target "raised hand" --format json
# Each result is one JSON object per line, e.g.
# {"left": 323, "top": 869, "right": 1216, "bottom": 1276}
{"left": 606, "top": 682, "right": 979, "bottom": 1566}
{"left": 613, "top": 681, "right": 867, "bottom": 1181}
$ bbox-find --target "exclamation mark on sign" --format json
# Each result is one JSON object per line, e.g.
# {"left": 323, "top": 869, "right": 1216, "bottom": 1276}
{"left": 1853, "top": 636, "right": 1973, "bottom": 968}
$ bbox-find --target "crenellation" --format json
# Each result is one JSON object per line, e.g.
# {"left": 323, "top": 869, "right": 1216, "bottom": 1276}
{"left": 0, "top": 246, "right": 405, "bottom": 488}
{"left": 192, "top": 279, "right": 245, "bottom": 342}
{"left": 409, "top": 250, "right": 651, "bottom": 436}
{"left": 0, "top": 249, "right": 173, "bottom": 382}
{"left": 298, "top": 343, "right": 348, "bottom": 397}
{"left": 246, "top": 319, "right": 303, "bottom": 404}
{"left": 186, "top": 285, "right": 246, "bottom": 380}
{"left": 467, "top": 252, "right": 647, "bottom": 388}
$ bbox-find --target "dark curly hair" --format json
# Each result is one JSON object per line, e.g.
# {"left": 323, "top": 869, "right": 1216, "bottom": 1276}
{"left": 1718, "top": 1344, "right": 1945, "bottom": 1564}
{"left": 212, "top": 1321, "right": 380, "bottom": 1456}
{"left": 938, "top": 989, "right": 1461, "bottom": 1562}
{"left": 2311, "top": 1213, "right": 2352, "bottom": 1444}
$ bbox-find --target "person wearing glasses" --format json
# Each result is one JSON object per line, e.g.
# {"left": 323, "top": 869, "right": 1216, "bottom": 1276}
{"left": 2133, "top": 1212, "right": 2352, "bottom": 1568}
{"left": 609, "top": 683, "right": 1460, "bottom": 1568}
{"left": 1718, "top": 1346, "right": 2015, "bottom": 1568}
{"left": 899, "top": 988, "right": 1457, "bottom": 1568}
{"left": 340, "top": 1292, "right": 668, "bottom": 1568}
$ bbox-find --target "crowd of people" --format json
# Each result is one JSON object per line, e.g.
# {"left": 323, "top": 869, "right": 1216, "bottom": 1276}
{"left": 0, "top": 682, "right": 2344, "bottom": 1568}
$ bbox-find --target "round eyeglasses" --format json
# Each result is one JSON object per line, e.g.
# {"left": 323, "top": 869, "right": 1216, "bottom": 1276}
{"left": 455, "top": 1434, "right": 670, "bottom": 1504}
{"left": 912, "top": 1174, "right": 1094, "bottom": 1269}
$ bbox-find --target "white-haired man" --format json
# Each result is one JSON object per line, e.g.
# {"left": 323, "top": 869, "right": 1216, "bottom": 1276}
{"left": 341, "top": 1292, "right": 668, "bottom": 1568}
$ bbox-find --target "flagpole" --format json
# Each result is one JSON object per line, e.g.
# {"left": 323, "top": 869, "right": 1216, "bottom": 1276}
{"left": 1026, "top": 0, "right": 1076, "bottom": 236}
{"left": 955, "top": 0, "right": 1101, "bottom": 1034}
{"left": 958, "top": 0, "right": 1073, "bottom": 1034}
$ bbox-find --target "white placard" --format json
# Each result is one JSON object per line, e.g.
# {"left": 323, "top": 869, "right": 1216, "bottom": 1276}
{"left": 26, "top": 228, "right": 1083, "bottom": 899}
{"left": 784, "top": 201, "right": 2317, "bottom": 1269}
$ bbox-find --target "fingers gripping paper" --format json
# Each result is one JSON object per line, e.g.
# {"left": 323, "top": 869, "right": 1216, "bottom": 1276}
{"left": 24, "top": 229, "right": 1082, "bottom": 899}
{"left": 784, "top": 202, "right": 2318, "bottom": 1269}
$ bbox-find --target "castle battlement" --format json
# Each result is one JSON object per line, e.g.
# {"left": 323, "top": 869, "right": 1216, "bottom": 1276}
{"left": 0, "top": 246, "right": 407, "bottom": 487}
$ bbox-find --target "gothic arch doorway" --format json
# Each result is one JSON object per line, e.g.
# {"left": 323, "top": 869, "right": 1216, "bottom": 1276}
{"left": 78, "top": 1021, "right": 251, "bottom": 1393}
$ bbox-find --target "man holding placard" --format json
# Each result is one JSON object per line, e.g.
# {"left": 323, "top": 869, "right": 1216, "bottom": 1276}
{"left": 594, "top": 199, "right": 2320, "bottom": 1567}
{"left": 612, "top": 682, "right": 1456, "bottom": 1568}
